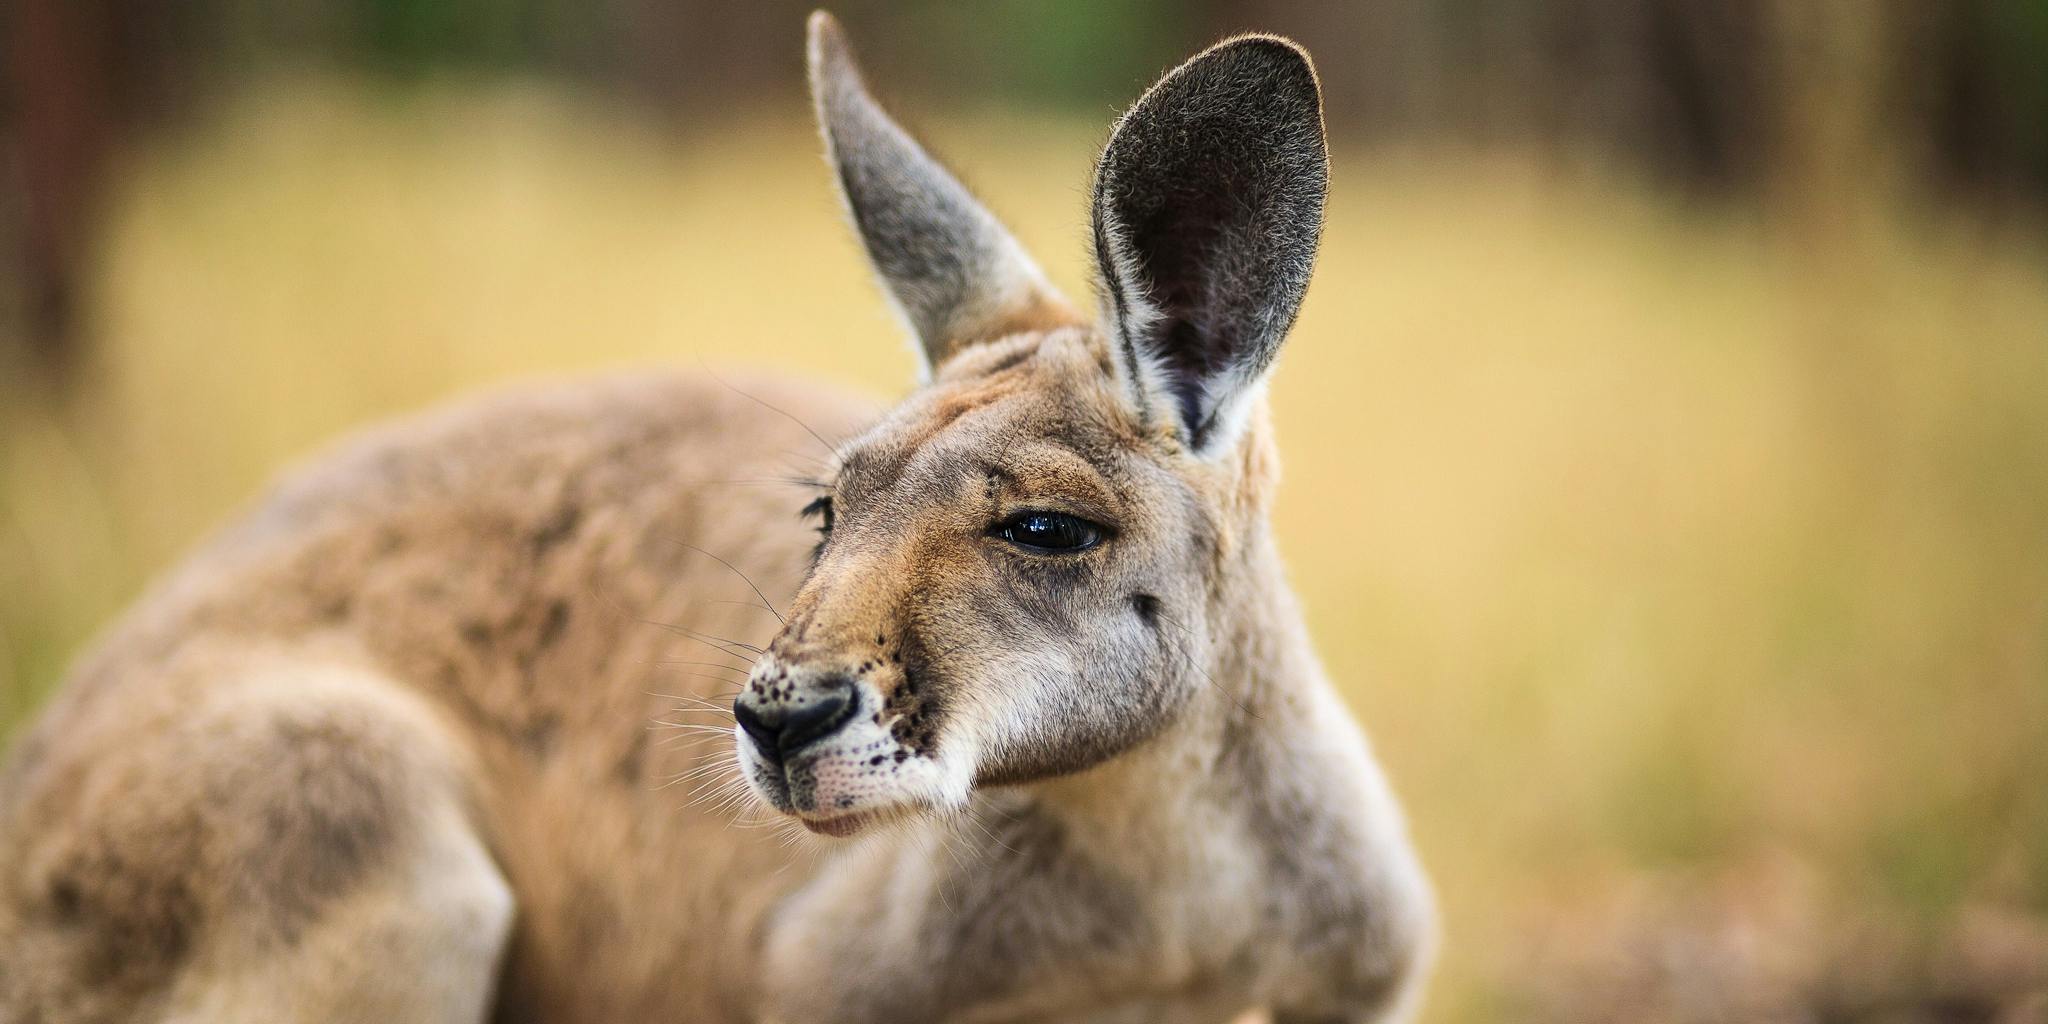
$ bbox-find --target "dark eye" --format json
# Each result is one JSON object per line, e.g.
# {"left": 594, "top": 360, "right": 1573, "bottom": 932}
{"left": 996, "top": 511, "right": 1105, "bottom": 554}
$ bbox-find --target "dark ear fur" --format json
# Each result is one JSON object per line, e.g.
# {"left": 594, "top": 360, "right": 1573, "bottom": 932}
{"left": 1091, "top": 35, "right": 1328, "bottom": 454}
{"left": 807, "top": 11, "right": 1078, "bottom": 375}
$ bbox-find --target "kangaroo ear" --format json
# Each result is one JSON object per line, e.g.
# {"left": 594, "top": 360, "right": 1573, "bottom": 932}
{"left": 1090, "top": 35, "right": 1328, "bottom": 455}
{"left": 807, "top": 11, "right": 1080, "bottom": 377}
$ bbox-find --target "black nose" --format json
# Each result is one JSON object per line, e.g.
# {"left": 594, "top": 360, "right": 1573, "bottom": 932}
{"left": 734, "top": 675, "right": 859, "bottom": 763}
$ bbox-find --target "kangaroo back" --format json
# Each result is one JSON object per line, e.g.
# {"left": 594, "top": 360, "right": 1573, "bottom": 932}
{"left": 0, "top": 374, "right": 874, "bottom": 1022}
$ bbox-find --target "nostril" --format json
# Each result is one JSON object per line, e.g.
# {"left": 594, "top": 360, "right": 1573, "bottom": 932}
{"left": 776, "top": 675, "right": 859, "bottom": 755}
{"left": 734, "top": 676, "right": 861, "bottom": 763}
{"left": 733, "top": 697, "right": 779, "bottom": 761}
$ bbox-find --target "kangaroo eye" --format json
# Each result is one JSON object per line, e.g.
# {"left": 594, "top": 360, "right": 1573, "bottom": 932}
{"left": 996, "top": 511, "right": 1104, "bottom": 554}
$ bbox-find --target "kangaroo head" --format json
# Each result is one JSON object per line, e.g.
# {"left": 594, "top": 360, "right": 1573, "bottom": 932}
{"left": 736, "top": 12, "right": 1327, "bottom": 836}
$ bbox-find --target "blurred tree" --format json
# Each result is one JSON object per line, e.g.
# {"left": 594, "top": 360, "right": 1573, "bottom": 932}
{"left": 4, "top": 0, "right": 210, "bottom": 377}
{"left": 6, "top": 0, "right": 118, "bottom": 376}
{"left": 1909, "top": 0, "right": 2048, "bottom": 206}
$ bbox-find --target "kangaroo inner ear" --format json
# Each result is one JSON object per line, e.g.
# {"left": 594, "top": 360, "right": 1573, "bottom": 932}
{"left": 1091, "top": 35, "right": 1328, "bottom": 455}
{"left": 807, "top": 12, "right": 1080, "bottom": 378}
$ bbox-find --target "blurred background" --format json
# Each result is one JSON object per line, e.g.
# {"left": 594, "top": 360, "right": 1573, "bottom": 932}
{"left": 4, "top": 1, "right": 2046, "bottom": 1020}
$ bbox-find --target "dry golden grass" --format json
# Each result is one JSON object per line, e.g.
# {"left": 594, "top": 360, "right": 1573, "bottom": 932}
{"left": 3, "top": 78, "right": 2046, "bottom": 1019}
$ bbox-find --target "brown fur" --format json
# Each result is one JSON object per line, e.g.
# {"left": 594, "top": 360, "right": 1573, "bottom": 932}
{"left": 0, "top": 374, "right": 871, "bottom": 1021}
{"left": 0, "top": 13, "right": 1433, "bottom": 1023}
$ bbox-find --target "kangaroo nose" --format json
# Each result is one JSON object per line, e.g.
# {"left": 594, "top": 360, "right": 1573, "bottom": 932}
{"left": 734, "top": 675, "right": 859, "bottom": 763}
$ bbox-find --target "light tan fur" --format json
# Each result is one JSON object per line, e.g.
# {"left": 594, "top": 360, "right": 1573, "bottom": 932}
{"left": 0, "top": 13, "right": 1432, "bottom": 1024}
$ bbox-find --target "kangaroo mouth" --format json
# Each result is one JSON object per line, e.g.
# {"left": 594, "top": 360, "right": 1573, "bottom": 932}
{"left": 794, "top": 800, "right": 920, "bottom": 838}
{"left": 743, "top": 750, "right": 936, "bottom": 839}
{"left": 731, "top": 673, "right": 954, "bottom": 837}
{"left": 798, "top": 809, "right": 873, "bottom": 837}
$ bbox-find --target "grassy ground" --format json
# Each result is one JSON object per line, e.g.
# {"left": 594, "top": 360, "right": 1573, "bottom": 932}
{"left": 4, "top": 79, "right": 2046, "bottom": 1019}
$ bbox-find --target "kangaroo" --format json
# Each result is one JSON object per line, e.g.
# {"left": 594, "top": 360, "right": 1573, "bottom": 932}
{"left": 0, "top": 12, "right": 1433, "bottom": 1024}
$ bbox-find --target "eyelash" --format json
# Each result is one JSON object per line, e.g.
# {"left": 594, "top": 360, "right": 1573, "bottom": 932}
{"left": 801, "top": 495, "right": 834, "bottom": 561}
{"left": 800, "top": 495, "right": 834, "bottom": 534}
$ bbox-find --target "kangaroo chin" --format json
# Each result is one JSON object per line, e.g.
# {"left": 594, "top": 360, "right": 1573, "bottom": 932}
{"left": 0, "top": 10, "right": 1433, "bottom": 1024}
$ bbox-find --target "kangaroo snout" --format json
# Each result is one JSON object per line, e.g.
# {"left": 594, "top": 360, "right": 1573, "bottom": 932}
{"left": 734, "top": 672, "right": 859, "bottom": 764}
{"left": 734, "top": 632, "right": 963, "bottom": 832}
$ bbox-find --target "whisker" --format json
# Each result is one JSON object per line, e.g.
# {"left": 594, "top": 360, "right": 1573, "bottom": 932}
{"left": 960, "top": 805, "right": 1020, "bottom": 857}
{"left": 655, "top": 659, "right": 751, "bottom": 676}
{"left": 585, "top": 579, "right": 767, "bottom": 665}
{"left": 702, "top": 365, "right": 844, "bottom": 456}
{"left": 648, "top": 690, "right": 746, "bottom": 706}
{"left": 662, "top": 759, "right": 742, "bottom": 789}
{"left": 773, "top": 449, "right": 830, "bottom": 471}
{"left": 683, "top": 770, "right": 744, "bottom": 800}
{"left": 703, "top": 599, "right": 789, "bottom": 617}
{"left": 645, "top": 621, "right": 764, "bottom": 662}
{"left": 1151, "top": 609, "right": 1261, "bottom": 722}
{"left": 660, "top": 539, "right": 787, "bottom": 625}
{"left": 654, "top": 734, "right": 734, "bottom": 753}
{"left": 692, "top": 773, "right": 752, "bottom": 803}
{"left": 662, "top": 758, "right": 741, "bottom": 792}
{"left": 654, "top": 704, "right": 740, "bottom": 718}
{"left": 697, "top": 477, "right": 832, "bottom": 489}
{"left": 658, "top": 671, "right": 758, "bottom": 690}
{"left": 663, "top": 623, "right": 767, "bottom": 655}
{"left": 649, "top": 721, "right": 736, "bottom": 733}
